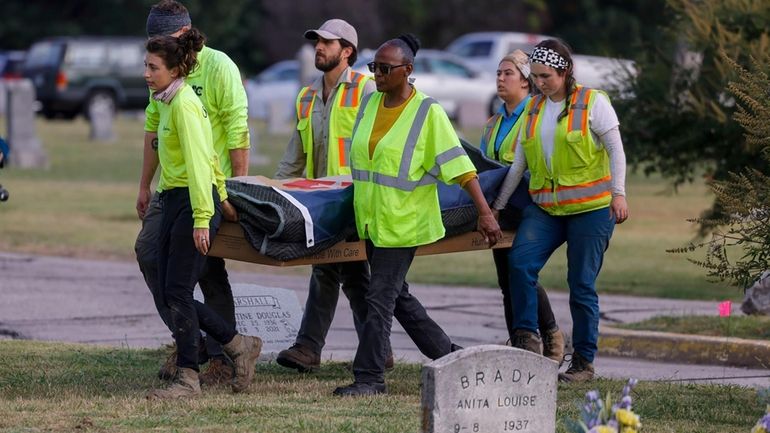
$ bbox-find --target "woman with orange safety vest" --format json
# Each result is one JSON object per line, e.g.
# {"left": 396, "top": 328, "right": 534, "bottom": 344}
{"left": 492, "top": 39, "right": 629, "bottom": 383}
{"left": 479, "top": 50, "right": 564, "bottom": 365}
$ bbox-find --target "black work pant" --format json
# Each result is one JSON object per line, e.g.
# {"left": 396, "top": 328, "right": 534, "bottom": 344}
{"left": 136, "top": 192, "right": 235, "bottom": 360}
{"left": 353, "top": 241, "right": 452, "bottom": 384}
{"left": 295, "top": 261, "right": 370, "bottom": 354}
{"left": 157, "top": 187, "right": 237, "bottom": 370}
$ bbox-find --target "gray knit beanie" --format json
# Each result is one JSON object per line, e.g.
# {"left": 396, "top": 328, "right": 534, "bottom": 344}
{"left": 146, "top": 5, "right": 191, "bottom": 37}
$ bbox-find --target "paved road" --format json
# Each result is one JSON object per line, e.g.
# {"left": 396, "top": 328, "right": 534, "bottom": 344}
{"left": 2, "top": 251, "right": 768, "bottom": 388}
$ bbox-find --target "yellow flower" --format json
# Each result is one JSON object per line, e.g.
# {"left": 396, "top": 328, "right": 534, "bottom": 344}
{"left": 751, "top": 425, "right": 768, "bottom": 433}
{"left": 616, "top": 409, "right": 641, "bottom": 428}
{"left": 595, "top": 426, "right": 617, "bottom": 433}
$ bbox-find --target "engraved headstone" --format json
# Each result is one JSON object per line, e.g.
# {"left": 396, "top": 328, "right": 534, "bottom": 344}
{"left": 88, "top": 95, "right": 116, "bottom": 142}
{"left": 5, "top": 79, "right": 48, "bottom": 168}
{"left": 421, "top": 345, "right": 558, "bottom": 433}
{"left": 195, "top": 283, "right": 302, "bottom": 356}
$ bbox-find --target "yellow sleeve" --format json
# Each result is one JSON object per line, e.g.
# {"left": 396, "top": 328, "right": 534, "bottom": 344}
{"left": 454, "top": 171, "right": 478, "bottom": 188}
{"left": 173, "top": 100, "right": 215, "bottom": 229}
{"left": 214, "top": 58, "right": 250, "bottom": 150}
{"left": 144, "top": 97, "right": 160, "bottom": 132}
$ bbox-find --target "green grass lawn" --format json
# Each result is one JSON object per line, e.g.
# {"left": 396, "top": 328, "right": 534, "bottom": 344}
{"left": 0, "top": 116, "right": 734, "bottom": 300}
{"left": 619, "top": 315, "right": 770, "bottom": 340}
{"left": 0, "top": 340, "right": 763, "bottom": 433}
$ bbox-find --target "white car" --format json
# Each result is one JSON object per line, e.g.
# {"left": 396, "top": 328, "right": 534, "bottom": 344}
{"left": 447, "top": 32, "right": 636, "bottom": 96}
{"left": 244, "top": 60, "right": 316, "bottom": 120}
{"left": 353, "top": 49, "right": 499, "bottom": 118}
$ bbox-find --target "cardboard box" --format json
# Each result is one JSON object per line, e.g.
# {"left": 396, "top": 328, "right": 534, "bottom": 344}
{"left": 210, "top": 222, "right": 514, "bottom": 267}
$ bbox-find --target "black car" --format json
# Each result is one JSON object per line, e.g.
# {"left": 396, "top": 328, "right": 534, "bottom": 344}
{"left": 22, "top": 36, "right": 149, "bottom": 119}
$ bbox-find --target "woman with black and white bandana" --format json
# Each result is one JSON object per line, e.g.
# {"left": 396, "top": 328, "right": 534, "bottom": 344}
{"left": 492, "top": 39, "right": 628, "bottom": 383}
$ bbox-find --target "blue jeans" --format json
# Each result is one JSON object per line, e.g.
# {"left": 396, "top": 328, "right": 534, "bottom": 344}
{"left": 508, "top": 204, "right": 615, "bottom": 362}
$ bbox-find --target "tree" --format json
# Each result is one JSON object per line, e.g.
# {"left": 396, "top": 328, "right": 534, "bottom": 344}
{"left": 615, "top": 0, "right": 770, "bottom": 202}
{"left": 670, "top": 53, "right": 770, "bottom": 288}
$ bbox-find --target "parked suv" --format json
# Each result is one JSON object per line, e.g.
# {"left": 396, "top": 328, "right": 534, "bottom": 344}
{"left": 22, "top": 37, "right": 148, "bottom": 119}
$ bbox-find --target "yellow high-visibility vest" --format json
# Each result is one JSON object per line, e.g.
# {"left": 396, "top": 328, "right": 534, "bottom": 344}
{"left": 350, "top": 90, "right": 476, "bottom": 247}
{"left": 521, "top": 86, "right": 612, "bottom": 215}
{"left": 295, "top": 71, "right": 369, "bottom": 179}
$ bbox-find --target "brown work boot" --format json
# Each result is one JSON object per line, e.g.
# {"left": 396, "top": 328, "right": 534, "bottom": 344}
{"left": 199, "top": 357, "right": 234, "bottom": 387}
{"left": 511, "top": 329, "right": 543, "bottom": 355}
{"left": 276, "top": 343, "right": 321, "bottom": 373}
{"left": 223, "top": 334, "right": 263, "bottom": 393}
{"left": 157, "top": 346, "right": 177, "bottom": 380}
{"left": 541, "top": 327, "right": 565, "bottom": 366}
{"left": 146, "top": 367, "right": 201, "bottom": 400}
{"left": 558, "top": 352, "right": 595, "bottom": 383}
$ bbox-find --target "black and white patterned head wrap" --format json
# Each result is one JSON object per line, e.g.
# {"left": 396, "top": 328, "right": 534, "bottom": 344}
{"left": 529, "top": 46, "right": 570, "bottom": 70}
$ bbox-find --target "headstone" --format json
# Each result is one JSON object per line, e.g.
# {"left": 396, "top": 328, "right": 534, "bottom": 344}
{"left": 0, "top": 80, "right": 7, "bottom": 115}
{"left": 421, "top": 345, "right": 558, "bottom": 433}
{"left": 88, "top": 97, "right": 116, "bottom": 142}
{"left": 297, "top": 43, "right": 316, "bottom": 87}
{"left": 457, "top": 99, "right": 490, "bottom": 129}
{"left": 195, "top": 283, "right": 302, "bottom": 356}
{"left": 248, "top": 125, "right": 269, "bottom": 166}
{"left": 5, "top": 79, "right": 48, "bottom": 169}
{"left": 742, "top": 270, "right": 770, "bottom": 315}
{"left": 266, "top": 99, "right": 292, "bottom": 134}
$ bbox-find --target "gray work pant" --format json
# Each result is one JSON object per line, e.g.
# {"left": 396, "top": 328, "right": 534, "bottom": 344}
{"left": 295, "top": 261, "right": 370, "bottom": 354}
{"left": 135, "top": 192, "right": 235, "bottom": 360}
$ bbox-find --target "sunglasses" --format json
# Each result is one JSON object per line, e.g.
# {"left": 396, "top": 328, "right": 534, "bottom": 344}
{"left": 367, "top": 62, "right": 410, "bottom": 75}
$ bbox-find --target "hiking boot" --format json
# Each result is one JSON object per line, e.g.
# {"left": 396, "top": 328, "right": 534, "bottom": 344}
{"left": 541, "top": 327, "right": 565, "bottom": 366}
{"left": 276, "top": 343, "right": 320, "bottom": 373}
{"left": 157, "top": 339, "right": 208, "bottom": 380}
{"left": 199, "top": 357, "right": 234, "bottom": 387}
{"left": 333, "top": 382, "right": 387, "bottom": 397}
{"left": 558, "top": 352, "right": 595, "bottom": 383}
{"left": 450, "top": 343, "right": 464, "bottom": 353}
{"left": 146, "top": 367, "right": 201, "bottom": 400}
{"left": 157, "top": 347, "right": 178, "bottom": 380}
{"left": 511, "top": 329, "right": 542, "bottom": 355}
{"left": 223, "top": 334, "right": 263, "bottom": 393}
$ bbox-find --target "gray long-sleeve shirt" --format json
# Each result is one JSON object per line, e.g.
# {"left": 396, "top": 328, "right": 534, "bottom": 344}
{"left": 274, "top": 67, "right": 376, "bottom": 179}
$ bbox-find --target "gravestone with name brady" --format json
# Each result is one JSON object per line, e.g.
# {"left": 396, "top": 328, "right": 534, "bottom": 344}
{"left": 194, "top": 283, "right": 302, "bottom": 357}
{"left": 421, "top": 345, "right": 558, "bottom": 433}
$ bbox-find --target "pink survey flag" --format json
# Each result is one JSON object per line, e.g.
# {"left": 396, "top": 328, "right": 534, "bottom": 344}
{"left": 718, "top": 300, "right": 732, "bottom": 317}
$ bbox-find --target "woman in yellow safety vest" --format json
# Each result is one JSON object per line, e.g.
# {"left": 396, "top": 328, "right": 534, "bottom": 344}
{"left": 334, "top": 34, "right": 502, "bottom": 397}
{"left": 143, "top": 30, "right": 262, "bottom": 399}
{"left": 492, "top": 39, "right": 629, "bottom": 383}
{"left": 480, "top": 50, "right": 564, "bottom": 365}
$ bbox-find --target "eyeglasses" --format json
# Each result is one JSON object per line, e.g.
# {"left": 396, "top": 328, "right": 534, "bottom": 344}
{"left": 367, "top": 62, "right": 410, "bottom": 75}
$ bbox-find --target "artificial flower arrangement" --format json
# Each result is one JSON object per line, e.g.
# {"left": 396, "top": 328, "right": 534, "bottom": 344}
{"left": 566, "top": 378, "right": 642, "bottom": 433}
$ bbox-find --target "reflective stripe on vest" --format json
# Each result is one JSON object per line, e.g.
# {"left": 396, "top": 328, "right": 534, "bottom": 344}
{"left": 523, "top": 86, "right": 611, "bottom": 213}
{"left": 567, "top": 86, "right": 591, "bottom": 133}
{"left": 339, "top": 72, "right": 366, "bottom": 108}
{"left": 525, "top": 95, "right": 546, "bottom": 139}
{"left": 297, "top": 87, "right": 316, "bottom": 120}
{"left": 350, "top": 97, "right": 463, "bottom": 192}
{"left": 529, "top": 175, "right": 611, "bottom": 208}
{"left": 480, "top": 113, "right": 501, "bottom": 156}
